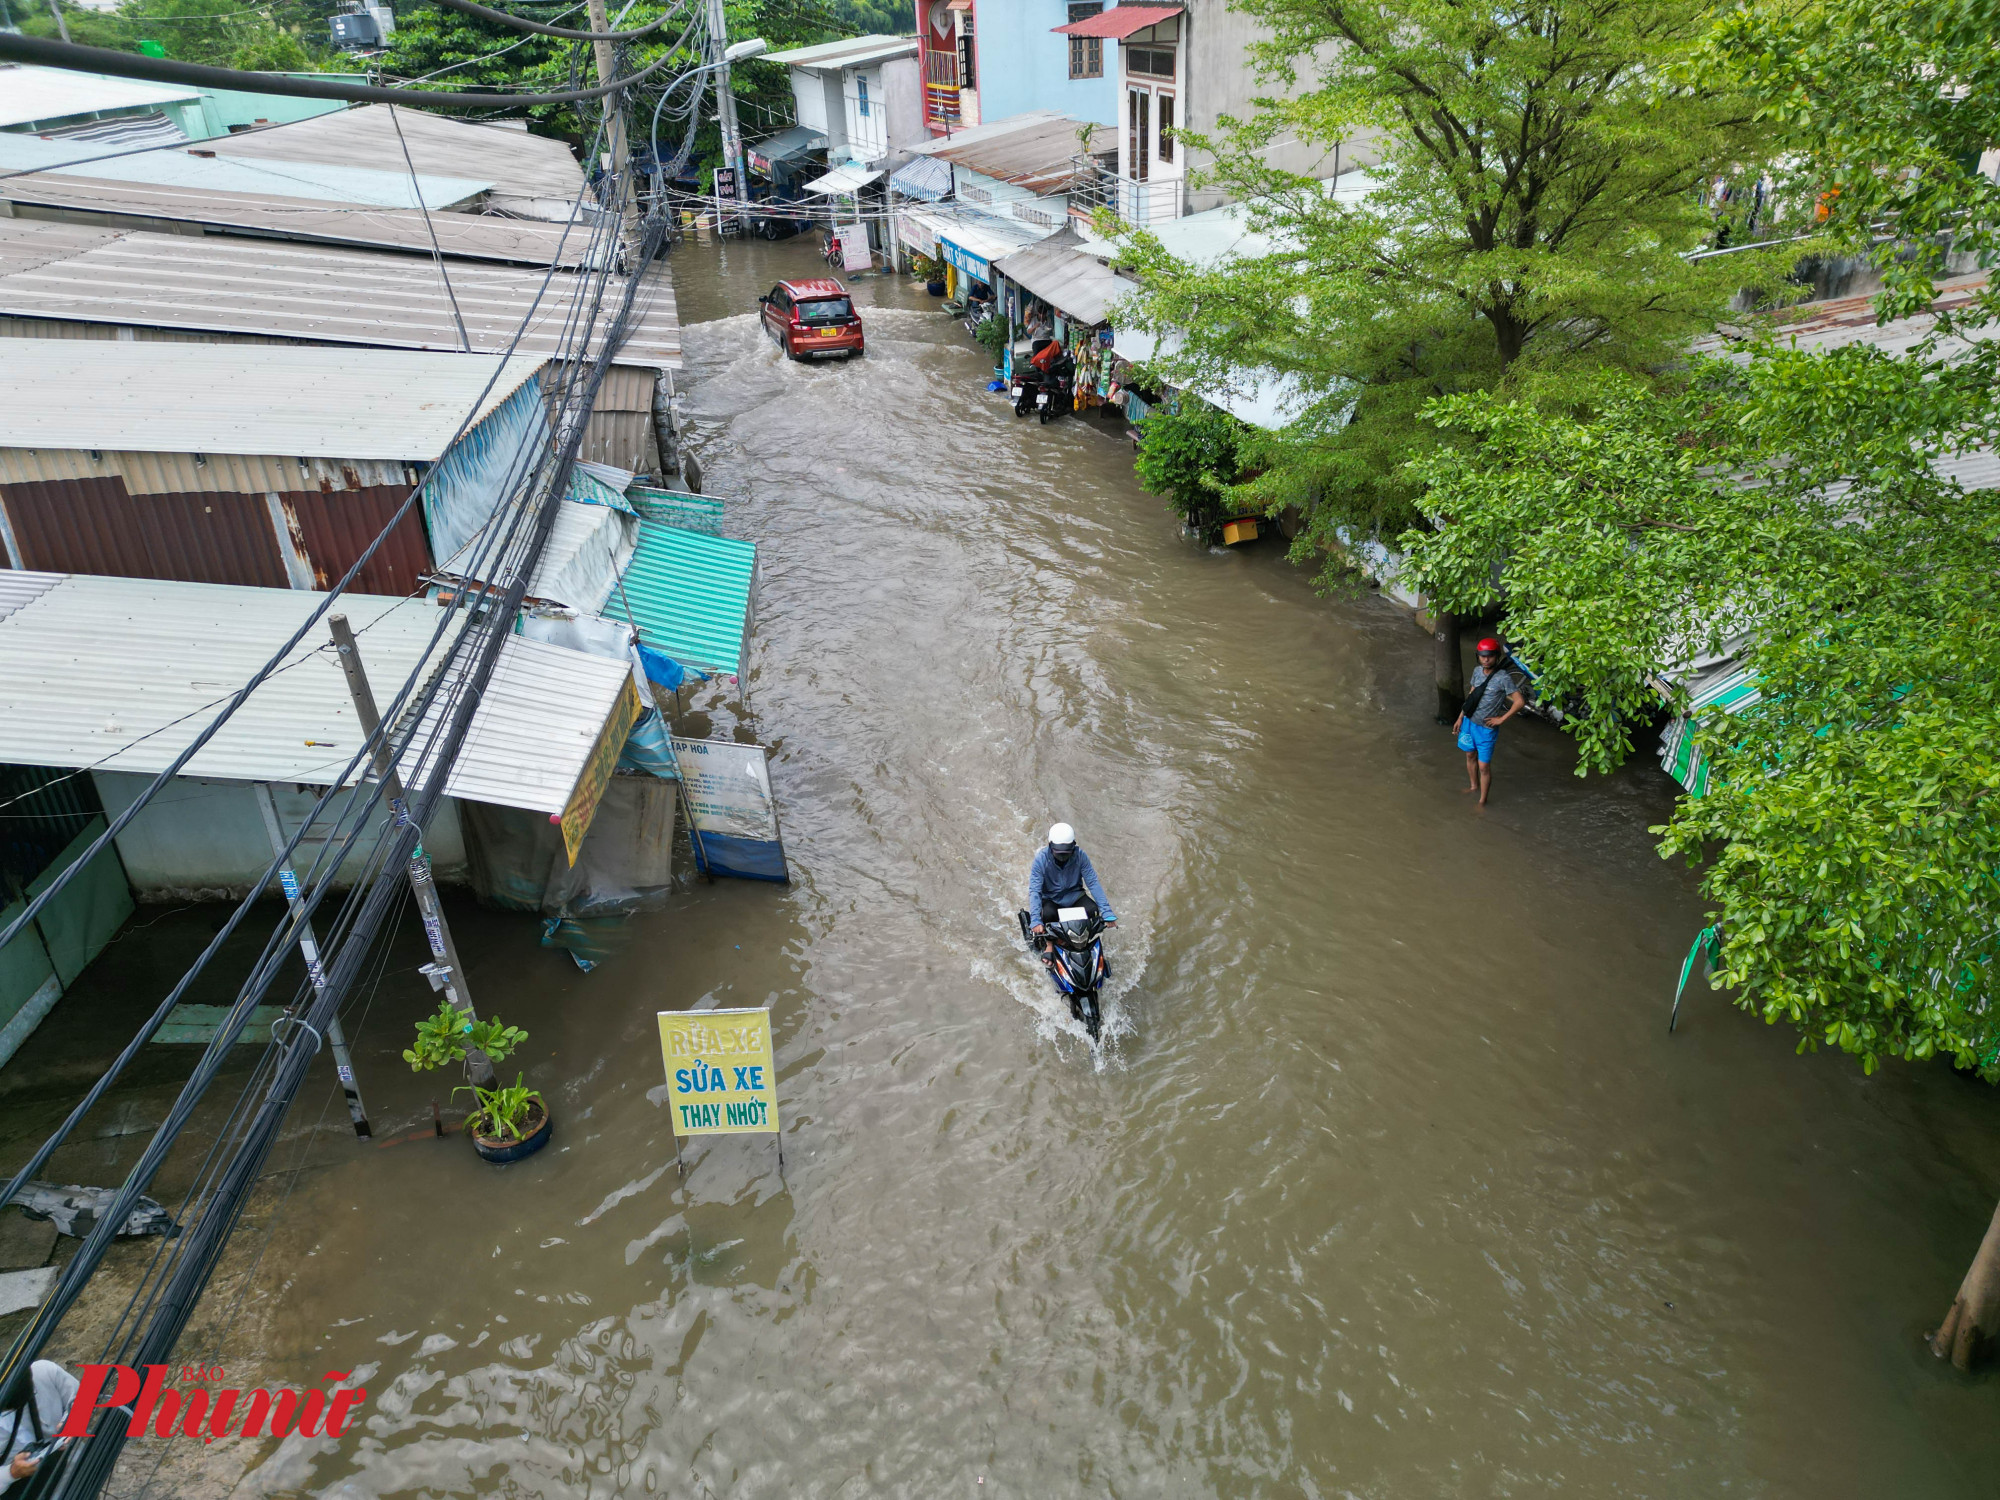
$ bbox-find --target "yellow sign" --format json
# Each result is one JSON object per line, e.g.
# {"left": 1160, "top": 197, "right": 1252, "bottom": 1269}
{"left": 657, "top": 1007, "right": 777, "bottom": 1135}
{"left": 559, "top": 677, "right": 643, "bottom": 866}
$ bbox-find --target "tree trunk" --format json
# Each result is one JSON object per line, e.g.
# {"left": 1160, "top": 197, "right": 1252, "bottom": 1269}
{"left": 1432, "top": 610, "right": 1462, "bottom": 723}
{"left": 1930, "top": 1195, "right": 2000, "bottom": 1370}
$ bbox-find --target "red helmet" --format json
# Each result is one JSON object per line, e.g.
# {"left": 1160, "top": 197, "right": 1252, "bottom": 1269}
{"left": 1476, "top": 637, "right": 1503, "bottom": 653}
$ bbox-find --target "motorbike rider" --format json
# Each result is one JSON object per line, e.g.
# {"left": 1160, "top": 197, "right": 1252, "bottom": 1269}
{"left": 1028, "top": 823, "right": 1117, "bottom": 940}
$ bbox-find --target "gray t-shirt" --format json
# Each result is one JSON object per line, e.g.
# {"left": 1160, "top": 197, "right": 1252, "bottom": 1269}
{"left": 1467, "top": 666, "right": 1522, "bottom": 725}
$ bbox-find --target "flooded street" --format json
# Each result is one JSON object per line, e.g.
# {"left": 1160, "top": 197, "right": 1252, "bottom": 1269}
{"left": 36, "top": 233, "right": 2000, "bottom": 1499}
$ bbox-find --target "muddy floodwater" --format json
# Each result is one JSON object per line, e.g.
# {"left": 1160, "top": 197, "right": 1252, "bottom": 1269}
{"left": 18, "top": 234, "right": 2000, "bottom": 1499}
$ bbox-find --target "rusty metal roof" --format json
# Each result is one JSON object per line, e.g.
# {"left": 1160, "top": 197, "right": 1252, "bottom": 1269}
{"left": 0, "top": 338, "right": 547, "bottom": 459}
{"left": 905, "top": 111, "right": 1088, "bottom": 193}
{"left": 0, "top": 223, "right": 679, "bottom": 368}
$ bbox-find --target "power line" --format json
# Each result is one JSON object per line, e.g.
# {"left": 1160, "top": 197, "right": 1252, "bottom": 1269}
{"left": 0, "top": 27, "right": 688, "bottom": 106}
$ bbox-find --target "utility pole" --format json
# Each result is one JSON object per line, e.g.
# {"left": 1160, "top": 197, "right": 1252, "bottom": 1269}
{"left": 704, "top": 0, "right": 747, "bottom": 226}
{"left": 584, "top": 0, "right": 642, "bottom": 266}
{"left": 251, "top": 783, "right": 372, "bottom": 1138}
{"left": 1433, "top": 610, "right": 1462, "bottom": 724}
{"left": 327, "top": 614, "right": 496, "bottom": 1088}
{"left": 45, "top": 0, "right": 69, "bottom": 43}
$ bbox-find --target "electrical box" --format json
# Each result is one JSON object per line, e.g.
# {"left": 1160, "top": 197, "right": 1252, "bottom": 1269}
{"left": 329, "top": 1, "right": 392, "bottom": 49}
{"left": 330, "top": 11, "right": 382, "bottom": 47}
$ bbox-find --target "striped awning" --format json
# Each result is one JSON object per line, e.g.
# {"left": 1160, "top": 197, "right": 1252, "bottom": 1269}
{"left": 601, "top": 519, "right": 756, "bottom": 678}
{"left": 888, "top": 155, "right": 954, "bottom": 202}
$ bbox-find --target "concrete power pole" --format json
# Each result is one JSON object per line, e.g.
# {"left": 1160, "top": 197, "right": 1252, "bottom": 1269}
{"left": 327, "top": 614, "right": 497, "bottom": 1088}
{"left": 584, "top": 0, "right": 642, "bottom": 265}
{"left": 251, "top": 783, "right": 372, "bottom": 1138}
{"left": 705, "top": 0, "right": 747, "bottom": 224}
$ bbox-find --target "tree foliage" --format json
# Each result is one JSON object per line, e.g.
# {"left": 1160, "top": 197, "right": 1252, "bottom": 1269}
{"left": 1134, "top": 400, "right": 1249, "bottom": 528}
{"left": 1113, "top": 0, "right": 1786, "bottom": 562}
{"left": 19, "top": 0, "right": 333, "bottom": 70}
{"left": 1396, "top": 0, "right": 2000, "bottom": 1076}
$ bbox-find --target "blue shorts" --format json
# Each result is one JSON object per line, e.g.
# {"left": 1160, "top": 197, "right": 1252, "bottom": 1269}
{"left": 1457, "top": 719, "right": 1497, "bottom": 763}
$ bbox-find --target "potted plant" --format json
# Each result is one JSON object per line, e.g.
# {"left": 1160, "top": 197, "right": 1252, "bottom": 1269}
{"left": 454, "top": 1075, "right": 552, "bottom": 1164}
{"left": 404, "top": 1001, "right": 551, "bottom": 1163}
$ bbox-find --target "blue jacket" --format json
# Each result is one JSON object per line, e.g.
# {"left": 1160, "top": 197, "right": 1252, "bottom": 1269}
{"left": 1028, "top": 845, "right": 1115, "bottom": 922}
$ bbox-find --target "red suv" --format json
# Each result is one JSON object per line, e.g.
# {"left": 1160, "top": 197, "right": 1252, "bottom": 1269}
{"left": 759, "top": 278, "right": 864, "bottom": 361}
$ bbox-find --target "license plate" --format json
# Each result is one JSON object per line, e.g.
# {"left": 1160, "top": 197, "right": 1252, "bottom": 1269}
{"left": 1037, "top": 393, "right": 1049, "bottom": 406}
{"left": 1010, "top": 386, "right": 1021, "bottom": 398}
{"left": 818, "top": 328, "right": 840, "bottom": 337}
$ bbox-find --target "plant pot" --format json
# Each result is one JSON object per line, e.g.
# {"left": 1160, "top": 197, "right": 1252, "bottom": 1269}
{"left": 926, "top": 280, "right": 947, "bottom": 296}
{"left": 469, "top": 1100, "right": 552, "bottom": 1163}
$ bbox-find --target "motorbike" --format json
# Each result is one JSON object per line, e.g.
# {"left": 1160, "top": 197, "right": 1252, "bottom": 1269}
{"left": 1017, "top": 906, "right": 1110, "bottom": 1041}
{"left": 1034, "top": 360, "right": 1075, "bottom": 424}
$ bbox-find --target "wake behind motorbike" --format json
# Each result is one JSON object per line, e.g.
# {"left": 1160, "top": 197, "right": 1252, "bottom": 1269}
{"left": 1017, "top": 906, "right": 1109, "bottom": 1041}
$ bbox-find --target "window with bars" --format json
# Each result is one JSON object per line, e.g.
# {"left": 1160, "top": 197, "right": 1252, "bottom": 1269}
{"left": 1127, "top": 46, "right": 1175, "bottom": 78}
{"left": 1068, "top": 35, "right": 1102, "bottom": 78}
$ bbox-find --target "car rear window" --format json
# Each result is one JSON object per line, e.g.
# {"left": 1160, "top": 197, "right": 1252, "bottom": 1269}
{"left": 795, "top": 297, "right": 854, "bottom": 324}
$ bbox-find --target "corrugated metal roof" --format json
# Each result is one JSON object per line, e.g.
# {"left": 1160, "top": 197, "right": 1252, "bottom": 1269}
{"left": 0, "top": 221, "right": 123, "bottom": 277}
{"left": 437, "top": 498, "right": 633, "bottom": 615}
{"left": 0, "top": 65, "right": 202, "bottom": 129}
{"left": 0, "top": 131, "right": 490, "bottom": 210}
{"left": 1053, "top": 5, "right": 1179, "bottom": 38}
{"left": 764, "top": 35, "right": 919, "bottom": 69}
{"left": 0, "top": 573, "right": 630, "bottom": 813}
{"left": 0, "top": 570, "right": 62, "bottom": 622}
{"left": 0, "top": 225, "right": 679, "bottom": 368}
{"left": 906, "top": 111, "right": 1084, "bottom": 192}
{"left": 0, "top": 339, "right": 546, "bottom": 459}
{"left": 203, "top": 105, "right": 586, "bottom": 208}
{"left": 0, "top": 174, "right": 607, "bottom": 267}
{"left": 993, "top": 234, "right": 1127, "bottom": 325}
{"left": 601, "top": 520, "right": 755, "bottom": 676}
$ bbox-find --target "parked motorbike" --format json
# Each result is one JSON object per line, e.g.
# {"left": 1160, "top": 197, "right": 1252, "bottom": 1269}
{"left": 1035, "top": 361, "right": 1075, "bottom": 425}
{"left": 1017, "top": 907, "right": 1109, "bottom": 1041}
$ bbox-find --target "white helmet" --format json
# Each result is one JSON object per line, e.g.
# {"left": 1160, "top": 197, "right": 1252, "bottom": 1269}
{"left": 1047, "top": 822, "right": 1075, "bottom": 848}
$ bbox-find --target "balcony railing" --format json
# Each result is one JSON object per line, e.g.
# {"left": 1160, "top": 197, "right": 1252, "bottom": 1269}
{"left": 922, "top": 47, "right": 961, "bottom": 128}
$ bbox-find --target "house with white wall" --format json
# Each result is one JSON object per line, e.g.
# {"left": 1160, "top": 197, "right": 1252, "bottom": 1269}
{"left": 764, "top": 36, "right": 926, "bottom": 169}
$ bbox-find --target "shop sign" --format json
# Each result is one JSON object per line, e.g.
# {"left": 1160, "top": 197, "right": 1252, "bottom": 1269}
{"left": 669, "top": 736, "right": 791, "bottom": 881}
{"left": 939, "top": 237, "right": 990, "bottom": 284}
{"left": 658, "top": 1007, "right": 778, "bottom": 1135}
{"left": 559, "top": 677, "right": 643, "bottom": 866}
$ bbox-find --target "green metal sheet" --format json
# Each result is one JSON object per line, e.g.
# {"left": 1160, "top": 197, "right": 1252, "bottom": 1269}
{"left": 626, "top": 487, "right": 725, "bottom": 536}
{"left": 603, "top": 519, "right": 756, "bottom": 677}
{"left": 153, "top": 1004, "right": 285, "bottom": 1046}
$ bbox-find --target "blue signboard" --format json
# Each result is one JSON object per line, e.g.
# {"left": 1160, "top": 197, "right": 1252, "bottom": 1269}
{"left": 939, "top": 236, "right": 991, "bottom": 285}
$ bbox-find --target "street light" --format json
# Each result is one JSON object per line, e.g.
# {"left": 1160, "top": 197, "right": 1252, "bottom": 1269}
{"left": 723, "top": 37, "right": 768, "bottom": 62}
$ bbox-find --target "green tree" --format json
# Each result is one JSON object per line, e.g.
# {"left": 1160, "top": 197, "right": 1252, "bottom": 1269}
{"left": 1133, "top": 399, "right": 1248, "bottom": 531}
{"left": 1399, "top": 0, "right": 2000, "bottom": 1369}
{"left": 1113, "top": 0, "right": 1787, "bottom": 713}
{"left": 20, "top": 0, "right": 334, "bottom": 69}
{"left": 380, "top": 0, "right": 847, "bottom": 155}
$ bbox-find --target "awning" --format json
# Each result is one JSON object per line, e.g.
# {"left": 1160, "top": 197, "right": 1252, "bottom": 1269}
{"left": 992, "top": 237, "right": 1128, "bottom": 326}
{"left": 1053, "top": 4, "right": 1181, "bottom": 37}
{"left": 601, "top": 520, "right": 757, "bottom": 678}
{"left": 746, "top": 126, "right": 827, "bottom": 177}
{"left": 803, "top": 163, "right": 884, "bottom": 195}
{"left": 888, "top": 155, "right": 954, "bottom": 202}
{"left": 1115, "top": 325, "right": 1310, "bottom": 431}
{"left": 932, "top": 213, "right": 1048, "bottom": 285}
{"left": 627, "top": 485, "right": 725, "bottom": 536}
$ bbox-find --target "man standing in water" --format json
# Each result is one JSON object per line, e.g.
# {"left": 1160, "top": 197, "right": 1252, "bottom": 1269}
{"left": 1454, "top": 638, "right": 1526, "bottom": 806}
